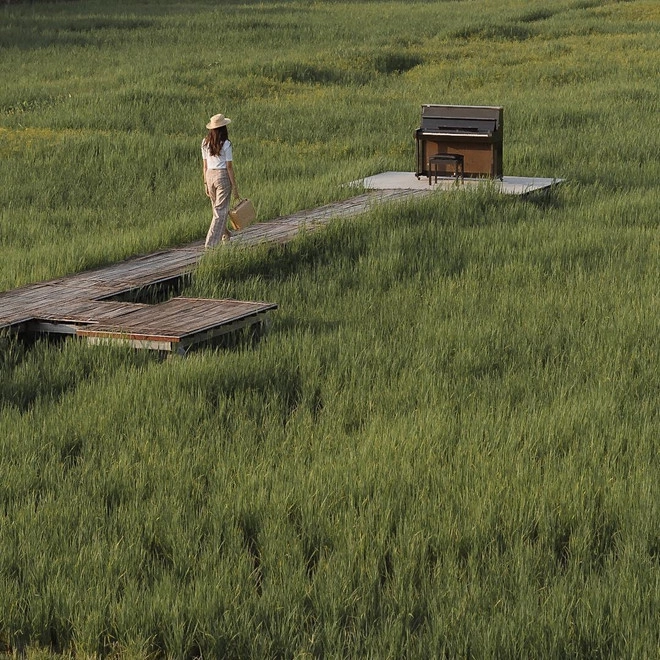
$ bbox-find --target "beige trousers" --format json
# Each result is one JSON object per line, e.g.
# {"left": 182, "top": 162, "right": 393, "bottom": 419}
{"left": 205, "top": 169, "right": 231, "bottom": 248}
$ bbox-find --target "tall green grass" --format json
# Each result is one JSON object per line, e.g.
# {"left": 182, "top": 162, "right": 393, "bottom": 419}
{"left": 1, "top": 190, "right": 658, "bottom": 656}
{"left": 1, "top": 0, "right": 659, "bottom": 657}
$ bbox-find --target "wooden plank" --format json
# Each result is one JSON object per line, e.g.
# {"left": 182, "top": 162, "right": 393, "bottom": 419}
{"left": 76, "top": 299, "right": 277, "bottom": 343}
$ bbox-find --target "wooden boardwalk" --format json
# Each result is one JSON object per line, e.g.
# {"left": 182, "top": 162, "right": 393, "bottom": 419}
{"left": 230, "top": 188, "right": 421, "bottom": 246}
{"left": 0, "top": 189, "right": 421, "bottom": 352}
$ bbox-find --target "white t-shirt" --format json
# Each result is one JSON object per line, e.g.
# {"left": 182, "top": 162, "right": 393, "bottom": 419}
{"left": 201, "top": 139, "right": 232, "bottom": 170}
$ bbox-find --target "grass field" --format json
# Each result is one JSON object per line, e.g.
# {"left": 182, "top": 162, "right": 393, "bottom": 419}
{"left": 1, "top": 0, "right": 659, "bottom": 657}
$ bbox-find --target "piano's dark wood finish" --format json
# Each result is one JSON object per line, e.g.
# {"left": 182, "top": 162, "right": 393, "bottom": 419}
{"left": 415, "top": 105, "right": 503, "bottom": 179}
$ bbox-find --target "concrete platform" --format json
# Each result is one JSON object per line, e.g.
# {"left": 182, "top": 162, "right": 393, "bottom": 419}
{"left": 359, "top": 172, "right": 562, "bottom": 195}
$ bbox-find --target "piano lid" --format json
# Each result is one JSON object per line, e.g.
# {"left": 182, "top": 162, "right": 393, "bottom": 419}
{"left": 419, "top": 104, "right": 503, "bottom": 133}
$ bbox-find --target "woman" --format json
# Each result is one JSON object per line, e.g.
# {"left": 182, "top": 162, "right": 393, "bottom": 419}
{"left": 202, "top": 113, "right": 239, "bottom": 248}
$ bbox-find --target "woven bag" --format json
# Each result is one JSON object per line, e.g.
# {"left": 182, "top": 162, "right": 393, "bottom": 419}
{"left": 228, "top": 198, "right": 256, "bottom": 231}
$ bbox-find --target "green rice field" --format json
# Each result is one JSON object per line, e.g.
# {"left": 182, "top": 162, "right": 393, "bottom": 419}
{"left": 1, "top": 0, "right": 659, "bottom": 657}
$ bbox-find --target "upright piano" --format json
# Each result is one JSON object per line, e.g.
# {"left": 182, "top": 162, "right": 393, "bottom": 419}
{"left": 415, "top": 104, "right": 503, "bottom": 179}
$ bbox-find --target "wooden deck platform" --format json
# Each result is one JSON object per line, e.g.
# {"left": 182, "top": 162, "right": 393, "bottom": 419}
{"left": 76, "top": 298, "right": 277, "bottom": 353}
{"left": 0, "top": 189, "right": 419, "bottom": 352}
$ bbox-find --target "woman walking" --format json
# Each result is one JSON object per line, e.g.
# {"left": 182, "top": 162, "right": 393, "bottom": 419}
{"left": 202, "top": 113, "right": 239, "bottom": 248}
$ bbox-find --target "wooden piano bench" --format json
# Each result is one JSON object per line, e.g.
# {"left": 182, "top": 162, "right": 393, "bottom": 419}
{"left": 428, "top": 154, "right": 464, "bottom": 184}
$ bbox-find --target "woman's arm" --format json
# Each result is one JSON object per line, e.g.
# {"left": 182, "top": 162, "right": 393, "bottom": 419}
{"left": 226, "top": 161, "right": 239, "bottom": 198}
{"left": 203, "top": 159, "right": 210, "bottom": 197}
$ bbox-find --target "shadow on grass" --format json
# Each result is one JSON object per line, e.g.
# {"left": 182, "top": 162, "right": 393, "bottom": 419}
{"left": 0, "top": 332, "right": 157, "bottom": 414}
{"left": 521, "top": 186, "right": 566, "bottom": 211}
{"left": 195, "top": 218, "right": 370, "bottom": 288}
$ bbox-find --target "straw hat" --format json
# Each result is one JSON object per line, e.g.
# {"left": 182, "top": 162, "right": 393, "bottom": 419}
{"left": 206, "top": 113, "right": 231, "bottom": 129}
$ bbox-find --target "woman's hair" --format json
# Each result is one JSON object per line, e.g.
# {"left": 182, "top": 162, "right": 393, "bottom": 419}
{"left": 204, "top": 125, "right": 229, "bottom": 157}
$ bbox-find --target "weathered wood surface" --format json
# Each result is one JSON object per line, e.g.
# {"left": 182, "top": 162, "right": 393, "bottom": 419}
{"left": 77, "top": 299, "right": 276, "bottom": 341}
{"left": 76, "top": 298, "right": 277, "bottom": 354}
{"left": 0, "top": 189, "right": 422, "bottom": 348}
